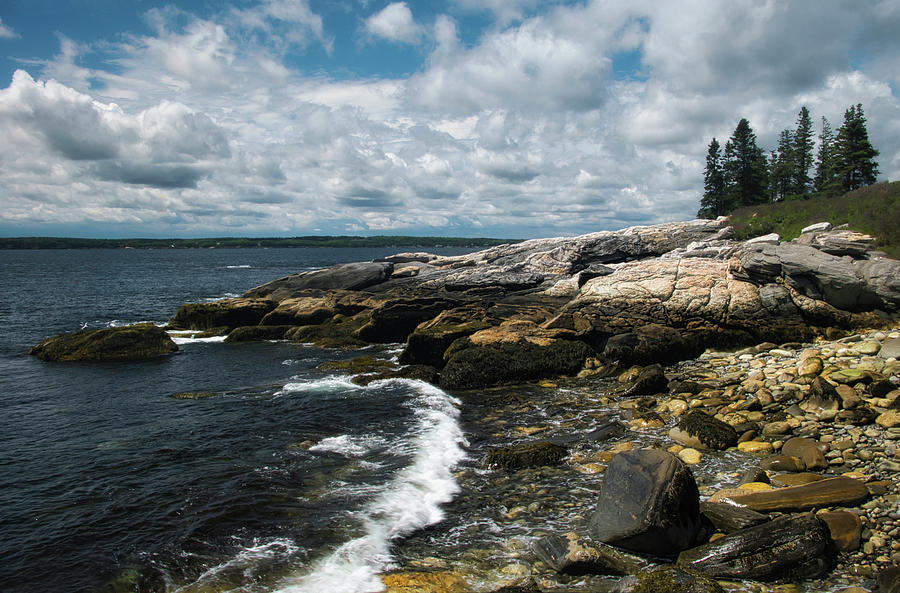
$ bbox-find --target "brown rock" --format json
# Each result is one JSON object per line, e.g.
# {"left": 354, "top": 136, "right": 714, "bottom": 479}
{"left": 770, "top": 473, "right": 828, "bottom": 487}
{"left": 817, "top": 510, "right": 861, "bottom": 552}
{"left": 381, "top": 571, "right": 473, "bottom": 593}
{"left": 759, "top": 455, "right": 806, "bottom": 472}
{"left": 781, "top": 437, "right": 828, "bottom": 470}
{"left": 722, "top": 476, "right": 869, "bottom": 512}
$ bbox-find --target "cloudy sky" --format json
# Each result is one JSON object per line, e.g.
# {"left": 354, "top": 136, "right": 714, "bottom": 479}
{"left": 1, "top": 0, "right": 898, "bottom": 239}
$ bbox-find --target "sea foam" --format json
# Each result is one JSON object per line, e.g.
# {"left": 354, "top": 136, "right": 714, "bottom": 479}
{"left": 274, "top": 380, "right": 467, "bottom": 593}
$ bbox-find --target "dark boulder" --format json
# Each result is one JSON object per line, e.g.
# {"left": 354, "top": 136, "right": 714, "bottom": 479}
{"left": 588, "top": 449, "right": 707, "bottom": 557}
{"left": 669, "top": 410, "right": 738, "bottom": 450}
{"left": 483, "top": 441, "right": 567, "bottom": 471}
{"left": 30, "top": 325, "right": 178, "bottom": 362}
{"left": 602, "top": 324, "right": 694, "bottom": 366}
{"left": 780, "top": 436, "right": 828, "bottom": 470}
{"left": 169, "top": 298, "right": 276, "bottom": 331}
{"left": 355, "top": 297, "right": 459, "bottom": 343}
{"left": 531, "top": 534, "right": 646, "bottom": 576}
{"left": 243, "top": 261, "right": 394, "bottom": 300}
{"left": 439, "top": 339, "right": 593, "bottom": 390}
{"left": 623, "top": 363, "right": 669, "bottom": 397}
{"left": 677, "top": 513, "right": 836, "bottom": 581}
{"left": 224, "top": 325, "right": 292, "bottom": 342}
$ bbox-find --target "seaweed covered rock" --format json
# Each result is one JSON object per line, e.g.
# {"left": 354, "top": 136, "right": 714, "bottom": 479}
{"left": 588, "top": 449, "right": 707, "bottom": 556}
{"left": 623, "top": 363, "right": 669, "bottom": 396}
{"left": 30, "top": 325, "right": 178, "bottom": 362}
{"left": 623, "top": 565, "right": 725, "bottom": 593}
{"left": 169, "top": 297, "right": 276, "bottom": 331}
{"left": 483, "top": 441, "right": 567, "bottom": 470}
{"left": 440, "top": 332, "right": 593, "bottom": 390}
{"left": 677, "top": 513, "right": 835, "bottom": 581}
{"left": 669, "top": 410, "right": 739, "bottom": 450}
{"left": 224, "top": 325, "right": 292, "bottom": 342}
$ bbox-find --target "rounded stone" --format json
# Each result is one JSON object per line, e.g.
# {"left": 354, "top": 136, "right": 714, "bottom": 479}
{"left": 738, "top": 441, "right": 775, "bottom": 455}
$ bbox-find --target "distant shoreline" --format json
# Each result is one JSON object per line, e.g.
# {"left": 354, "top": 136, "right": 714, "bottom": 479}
{"left": 0, "top": 236, "right": 520, "bottom": 250}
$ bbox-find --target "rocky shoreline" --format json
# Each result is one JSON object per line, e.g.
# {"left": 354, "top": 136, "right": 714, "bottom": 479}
{"left": 29, "top": 217, "right": 900, "bottom": 591}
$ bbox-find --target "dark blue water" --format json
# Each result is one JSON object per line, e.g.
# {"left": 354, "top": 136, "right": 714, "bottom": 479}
{"left": 0, "top": 248, "right": 472, "bottom": 593}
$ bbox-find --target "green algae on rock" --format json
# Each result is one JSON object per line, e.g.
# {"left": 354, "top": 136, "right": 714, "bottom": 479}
{"left": 30, "top": 324, "right": 178, "bottom": 362}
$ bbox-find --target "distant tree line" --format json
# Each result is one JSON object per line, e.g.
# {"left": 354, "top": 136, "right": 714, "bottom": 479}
{"left": 698, "top": 104, "right": 880, "bottom": 219}
{"left": 0, "top": 235, "right": 519, "bottom": 250}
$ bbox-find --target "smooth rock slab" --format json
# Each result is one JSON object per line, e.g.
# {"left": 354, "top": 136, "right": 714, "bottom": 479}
{"left": 677, "top": 513, "right": 835, "bottom": 581}
{"left": 531, "top": 533, "right": 646, "bottom": 575}
{"left": 721, "top": 476, "right": 869, "bottom": 512}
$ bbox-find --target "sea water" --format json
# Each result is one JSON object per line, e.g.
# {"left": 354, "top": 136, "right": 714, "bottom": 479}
{"left": 0, "top": 247, "right": 474, "bottom": 593}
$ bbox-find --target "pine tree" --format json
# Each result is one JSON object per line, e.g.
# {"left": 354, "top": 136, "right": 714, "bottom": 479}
{"left": 834, "top": 103, "right": 879, "bottom": 192}
{"left": 723, "top": 118, "right": 768, "bottom": 209}
{"left": 698, "top": 138, "right": 727, "bottom": 218}
{"left": 769, "top": 128, "right": 794, "bottom": 202}
{"left": 814, "top": 116, "right": 839, "bottom": 195}
{"left": 792, "top": 106, "right": 814, "bottom": 195}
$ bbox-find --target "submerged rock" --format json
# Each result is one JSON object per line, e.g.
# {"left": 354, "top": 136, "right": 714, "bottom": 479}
{"left": 622, "top": 565, "right": 725, "bottom": 593}
{"left": 531, "top": 533, "right": 646, "bottom": 576}
{"left": 30, "top": 325, "right": 178, "bottom": 362}
{"left": 588, "top": 449, "right": 707, "bottom": 556}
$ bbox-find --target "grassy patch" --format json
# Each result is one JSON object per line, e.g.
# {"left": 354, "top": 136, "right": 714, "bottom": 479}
{"left": 729, "top": 181, "right": 900, "bottom": 258}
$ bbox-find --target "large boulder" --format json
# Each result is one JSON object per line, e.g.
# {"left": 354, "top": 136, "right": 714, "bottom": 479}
{"left": 677, "top": 513, "right": 835, "bottom": 581}
{"left": 355, "top": 297, "right": 460, "bottom": 343}
{"left": 31, "top": 325, "right": 178, "bottom": 362}
{"left": 588, "top": 449, "right": 707, "bottom": 557}
{"left": 244, "top": 261, "right": 394, "bottom": 300}
{"left": 169, "top": 297, "right": 276, "bottom": 330}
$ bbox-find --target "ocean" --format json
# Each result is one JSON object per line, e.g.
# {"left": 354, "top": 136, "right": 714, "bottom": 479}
{"left": 0, "top": 247, "right": 477, "bottom": 593}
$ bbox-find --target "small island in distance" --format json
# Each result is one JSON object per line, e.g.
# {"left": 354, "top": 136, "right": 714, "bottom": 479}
{"left": 0, "top": 235, "right": 521, "bottom": 250}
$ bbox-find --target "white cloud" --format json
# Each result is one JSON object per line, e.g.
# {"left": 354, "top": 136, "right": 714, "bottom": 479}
{"left": 365, "top": 2, "right": 423, "bottom": 44}
{"left": 1, "top": 0, "right": 899, "bottom": 238}
{"left": 0, "top": 18, "right": 19, "bottom": 39}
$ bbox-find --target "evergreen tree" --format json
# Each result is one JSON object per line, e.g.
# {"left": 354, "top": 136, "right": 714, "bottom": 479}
{"left": 698, "top": 138, "right": 727, "bottom": 218}
{"left": 792, "top": 106, "right": 814, "bottom": 195}
{"left": 769, "top": 128, "right": 794, "bottom": 202}
{"left": 723, "top": 118, "right": 768, "bottom": 209}
{"left": 834, "top": 103, "right": 879, "bottom": 192}
{"left": 814, "top": 116, "right": 839, "bottom": 194}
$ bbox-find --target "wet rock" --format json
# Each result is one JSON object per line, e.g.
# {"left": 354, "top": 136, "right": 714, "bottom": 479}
{"left": 879, "top": 338, "right": 900, "bottom": 359}
{"left": 381, "top": 570, "right": 473, "bottom": 593}
{"left": 30, "top": 324, "right": 178, "bottom": 362}
{"left": 624, "top": 363, "right": 669, "bottom": 397}
{"left": 588, "top": 449, "right": 707, "bottom": 556}
{"left": 669, "top": 410, "right": 738, "bottom": 450}
{"left": 531, "top": 533, "right": 646, "bottom": 575}
{"left": 399, "top": 306, "right": 492, "bottom": 367}
{"left": 621, "top": 564, "right": 725, "bottom": 593}
{"left": 169, "top": 297, "right": 276, "bottom": 330}
{"left": 878, "top": 566, "right": 900, "bottom": 593}
{"left": 781, "top": 437, "right": 828, "bottom": 470}
{"left": 801, "top": 377, "right": 841, "bottom": 413}
{"left": 224, "top": 325, "right": 292, "bottom": 342}
{"left": 677, "top": 513, "right": 835, "bottom": 581}
{"left": 601, "top": 324, "right": 693, "bottom": 367}
{"left": 356, "top": 297, "right": 460, "bottom": 343}
{"left": 817, "top": 510, "right": 862, "bottom": 552}
{"left": 700, "top": 501, "right": 769, "bottom": 533}
{"left": 720, "top": 476, "right": 869, "bottom": 512}
{"left": 759, "top": 455, "right": 806, "bottom": 472}
{"left": 483, "top": 441, "right": 568, "bottom": 471}
{"left": 439, "top": 337, "right": 593, "bottom": 390}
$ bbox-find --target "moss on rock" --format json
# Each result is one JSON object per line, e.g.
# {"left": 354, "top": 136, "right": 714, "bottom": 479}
{"left": 30, "top": 324, "right": 178, "bottom": 362}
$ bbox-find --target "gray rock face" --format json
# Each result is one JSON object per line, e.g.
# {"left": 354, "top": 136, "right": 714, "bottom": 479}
{"left": 588, "top": 449, "right": 706, "bottom": 556}
{"left": 677, "top": 513, "right": 835, "bottom": 581}
{"left": 244, "top": 261, "right": 394, "bottom": 300}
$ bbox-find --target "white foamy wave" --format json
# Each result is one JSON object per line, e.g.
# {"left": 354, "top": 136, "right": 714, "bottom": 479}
{"left": 226, "top": 264, "right": 252, "bottom": 269}
{"left": 200, "top": 293, "right": 240, "bottom": 302}
{"left": 309, "top": 434, "right": 389, "bottom": 458}
{"left": 171, "top": 538, "right": 300, "bottom": 593}
{"left": 274, "top": 380, "right": 467, "bottom": 593}
{"left": 168, "top": 333, "right": 228, "bottom": 345}
{"left": 275, "top": 376, "right": 361, "bottom": 397}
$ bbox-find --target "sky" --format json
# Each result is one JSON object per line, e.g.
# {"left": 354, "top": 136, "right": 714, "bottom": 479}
{"left": 1, "top": 0, "right": 899, "bottom": 239}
